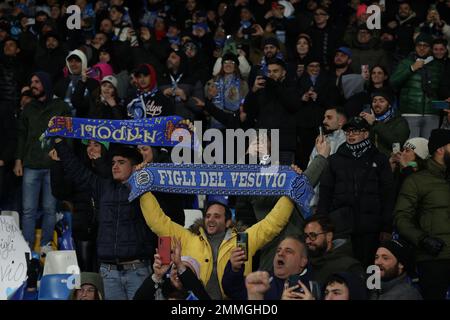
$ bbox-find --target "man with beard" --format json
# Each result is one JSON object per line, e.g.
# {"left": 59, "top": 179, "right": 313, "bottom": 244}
{"left": 303, "top": 215, "right": 364, "bottom": 286}
{"left": 244, "top": 58, "right": 300, "bottom": 164}
{"left": 317, "top": 116, "right": 395, "bottom": 267}
{"left": 385, "top": 1, "right": 419, "bottom": 61}
{"left": 308, "top": 106, "right": 347, "bottom": 207}
{"left": 247, "top": 37, "right": 285, "bottom": 87}
{"left": 360, "top": 89, "right": 410, "bottom": 157}
{"left": 370, "top": 240, "right": 422, "bottom": 300}
{"left": 13, "top": 72, "right": 71, "bottom": 252}
{"left": 159, "top": 50, "right": 203, "bottom": 121}
{"left": 395, "top": 129, "right": 450, "bottom": 300}
{"left": 34, "top": 32, "right": 68, "bottom": 82}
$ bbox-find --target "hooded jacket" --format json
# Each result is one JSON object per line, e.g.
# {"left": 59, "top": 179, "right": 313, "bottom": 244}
{"left": 127, "top": 64, "right": 175, "bottom": 119}
{"left": 139, "top": 192, "right": 294, "bottom": 297}
{"left": 16, "top": 72, "right": 71, "bottom": 169}
{"left": 53, "top": 50, "right": 99, "bottom": 117}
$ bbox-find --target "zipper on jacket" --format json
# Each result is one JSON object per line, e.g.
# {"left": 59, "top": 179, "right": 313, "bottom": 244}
{"left": 114, "top": 186, "right": 120, "bottom": 262}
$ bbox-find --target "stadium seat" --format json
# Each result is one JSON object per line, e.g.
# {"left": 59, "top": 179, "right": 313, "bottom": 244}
{"left": 38, "top": 274, "right": 73, "bottom": 300}
{"left": 43, "top": 250, "right": 79, "bottom": 276}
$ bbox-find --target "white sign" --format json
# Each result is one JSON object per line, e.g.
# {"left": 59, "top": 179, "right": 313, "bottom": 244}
{"left": 0, "top": 216, "right": 31, "bottom": 300}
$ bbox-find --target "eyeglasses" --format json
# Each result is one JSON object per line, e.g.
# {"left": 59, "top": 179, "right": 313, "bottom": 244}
{"left": 344, "top": 129, "right": 367, "bottom": 136}
{"left": 314, "top": 12, "right": 328, "bottom": 16}
{"left": 416, "top": 43, "right": 430, "bottom": 48}
{"left": 303, "top": 232, "right": 327, "bottom": 241}
{"left": 223, "top": 60, "right": 236, "bottom": 65}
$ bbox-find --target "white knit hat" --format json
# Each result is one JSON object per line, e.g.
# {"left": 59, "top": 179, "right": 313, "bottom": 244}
{"left": 403, "top": 137, "right": 429, "bottom": 159}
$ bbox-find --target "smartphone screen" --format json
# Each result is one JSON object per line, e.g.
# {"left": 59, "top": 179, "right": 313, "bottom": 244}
{"left": 392, "top": 143, "right": 401, "bottom": 154}
{"left": 158, "top": 236, "right": 171, "bottom": 265}
{"left": 236, "top": 232, "right": 248, "bottom": 261}
{"left": 288, "top": 275, "right": 304, "bottom": 293}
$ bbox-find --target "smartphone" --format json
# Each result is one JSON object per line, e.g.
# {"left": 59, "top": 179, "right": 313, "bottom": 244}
{"left": 158, "top": 236, "right": 171, "bottom": 265}
{"left": 242, "top": 27, "right": 256, "bottom": 35}
{"left": 423, "top": 56, "right": 434, "bottom": 65}
{"left": 432, "top": 101, "right": 450, "bottom": 110}
{"left": 362, "top": 105, "right": 372, "bottom": 114}
{"left": 236, "top": 232, "right": 248, "bottom": 261}
{"left": 288, "top": 274, "right": 304, "bottom": 293}
{"left": 392, "top": 142, "right": 401, "bottom": 154}
{"left": 319, "top": 126, "right": 323, "bottom": 137}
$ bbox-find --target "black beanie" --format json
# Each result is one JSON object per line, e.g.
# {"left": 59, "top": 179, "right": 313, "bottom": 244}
{"left": 428, "top": 129, "right": 450, "bottom": 155}
{"left": 371, "top": 88, "right": 394, "bottom": 106}
{"left": 222, "top": 52, "right": 240, "bottom": 66}
{"left": 262, "top": 37, "right": 280, "bottom": 49}
{"left": 379, "top": 240, "right": 414, "bottom": 273}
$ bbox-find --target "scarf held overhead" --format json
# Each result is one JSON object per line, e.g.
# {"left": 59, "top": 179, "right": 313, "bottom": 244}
{"left": 43, "top": 116, "right": 198, "bottom": 148}
{"left": 128, "top": 163, "right": 315, "bottom": 219}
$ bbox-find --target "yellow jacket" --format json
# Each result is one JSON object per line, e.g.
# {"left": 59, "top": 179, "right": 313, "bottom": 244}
{"left": 140, "top": 192, "right": 294, "bottom": 296}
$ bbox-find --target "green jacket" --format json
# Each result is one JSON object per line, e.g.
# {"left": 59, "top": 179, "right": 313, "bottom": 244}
{"left": 370, "top": 114, "right": 410, "bottom": 157}
{"left": 390, "top": 55, "right": 443, "bottom": 115}
{"left": 16, "top": 98, "right": 71, "bottom": 169}
{"left": 310, "top": 239, "right": 364, "bottom": 286}
{"left": 394, "top": 159, "right": 450, "bottom": 262}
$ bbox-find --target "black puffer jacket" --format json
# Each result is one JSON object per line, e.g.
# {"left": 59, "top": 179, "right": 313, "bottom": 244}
{"left": 54, "top": 142, "right": 155, "bottom": 263}
{"left": 0, "top": 55, "right": 28, "bottom": 105}
{"left": 297, "top": 72, "right": 339, "bottom": 128}
{"left": 243, "top": 78, "right": 301, "bottom": 152}
{"left": 317, "top": 143, "right": 395, "bottom": 236}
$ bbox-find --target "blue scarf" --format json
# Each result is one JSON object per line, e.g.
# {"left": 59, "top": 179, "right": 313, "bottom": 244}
{"left": 375, "top": 107, "right": 394, "bottom": 122}
{"left": 128, "top": 163, "right": 315, "bottom": 219}
{"left": 213, "top": 76, "right": 241, "bottom": 111}
{"left": 43, "top": 116, "right": 198, "bottom": 148}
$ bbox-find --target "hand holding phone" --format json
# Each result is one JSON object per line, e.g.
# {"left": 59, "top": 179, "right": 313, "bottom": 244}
{"left": 236, "top": 232, "right": 248, "bottom": 261}
{"left": 288, "top": 274, "right": 304, "bottom": 293}
{"left": 392, "top": 142, "right": 401, "bottom": 154}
